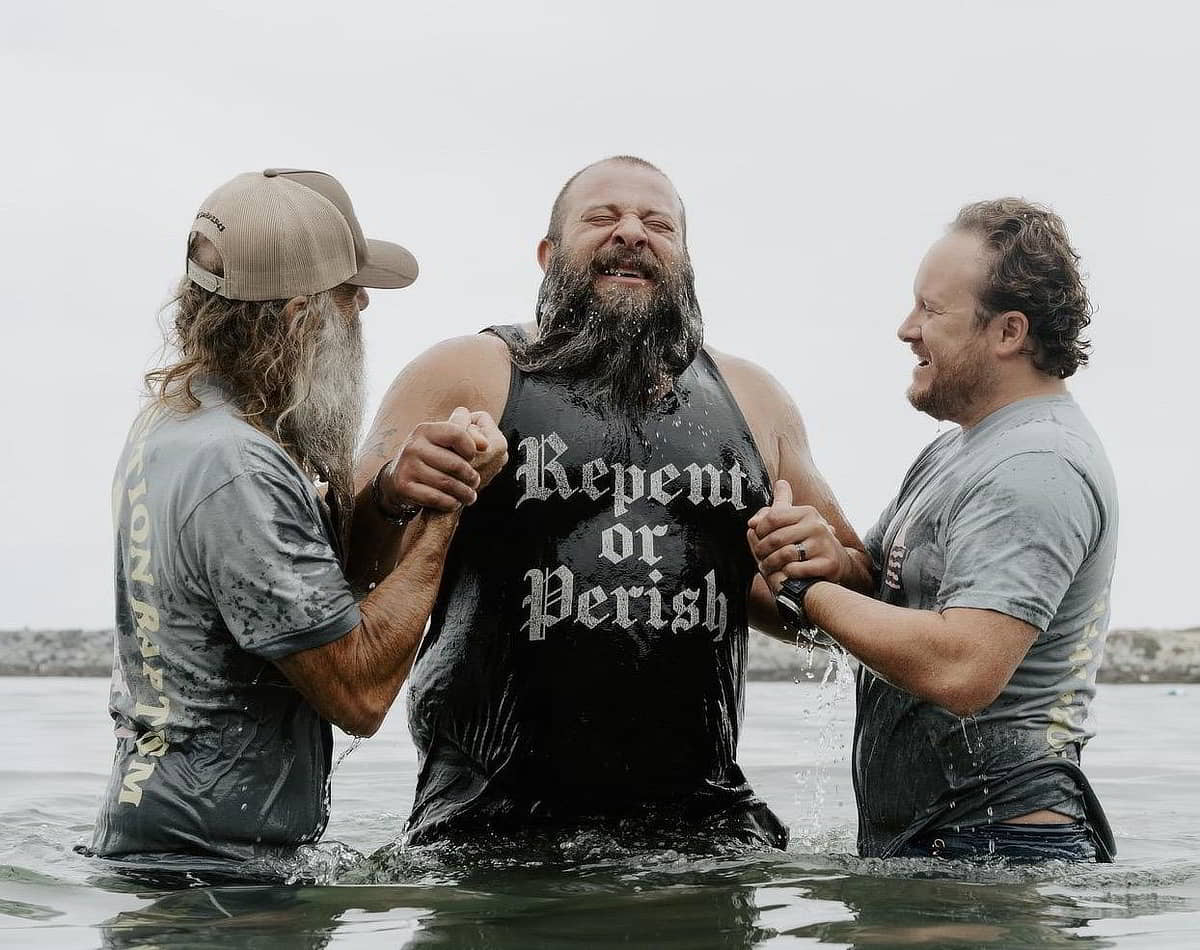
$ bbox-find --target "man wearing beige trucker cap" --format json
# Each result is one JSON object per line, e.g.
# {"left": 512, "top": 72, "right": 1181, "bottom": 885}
{"left": 86, "top": 168, "right": 507, "bottom": 879}
{"left": 185, "top": 168, "right": 420, "bottom": 300}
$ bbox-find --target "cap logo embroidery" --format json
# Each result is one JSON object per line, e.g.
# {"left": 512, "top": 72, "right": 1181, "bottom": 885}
{"left": 195, "top": 211, "right": 225, "bottom": 232}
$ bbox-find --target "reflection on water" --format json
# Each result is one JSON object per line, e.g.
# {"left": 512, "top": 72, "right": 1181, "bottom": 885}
{"left": 97, "top": 877, "right": 766, "bottom": 949}
{"left": 90, "top": 852, "right": 1200, "bottom": 950}
{"left": 3, "top": 679, "right": 1198, "bottom": 948}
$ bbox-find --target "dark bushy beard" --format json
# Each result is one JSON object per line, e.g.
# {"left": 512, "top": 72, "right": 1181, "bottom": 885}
{"left": 515, "top": 244, "right": 704, "bottom": 417}
{"left": 278, "top": 293, "right": 365, "bottom": 550}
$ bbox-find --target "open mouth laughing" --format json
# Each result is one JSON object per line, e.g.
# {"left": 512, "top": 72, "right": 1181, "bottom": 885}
{"left": 592, "top": 252, "right": 659, "bottom": 287}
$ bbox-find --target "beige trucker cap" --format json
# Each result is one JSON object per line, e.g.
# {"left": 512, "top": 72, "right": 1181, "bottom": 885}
{"left": 186, "top": 168, "right": 418, "bottom": 301}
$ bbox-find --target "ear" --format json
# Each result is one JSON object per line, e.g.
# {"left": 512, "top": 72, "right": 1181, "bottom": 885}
{"left": 282, "top": 295, "right": 309, "bottom": 323}
{"left": 994, "top": 310, "right": 1030, "bottom": 358}
{"left": 536, "top": 238, "right": 553, "bottom": 273}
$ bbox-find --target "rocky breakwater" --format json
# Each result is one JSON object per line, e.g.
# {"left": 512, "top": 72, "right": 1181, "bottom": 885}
{"left": 2, "top": 626, "right": 1198, "bottom": 683}
{"left": 0, "top": 628, "right": 114, "bottom": 677}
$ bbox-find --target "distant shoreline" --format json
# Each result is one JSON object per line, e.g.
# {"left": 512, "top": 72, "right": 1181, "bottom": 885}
{"left": 3, "top": 626, "right": 1198, "bottom": 683}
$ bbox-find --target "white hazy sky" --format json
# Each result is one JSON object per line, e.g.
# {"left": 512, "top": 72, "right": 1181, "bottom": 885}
{"left": 1, "top": 1, "right": 1196, "bottom": 631}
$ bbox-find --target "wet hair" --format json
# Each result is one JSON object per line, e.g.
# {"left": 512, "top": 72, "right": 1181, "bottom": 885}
{"left": 953, "top": 198, "right": 1093, "bottom": 379}
{"left": 513, "top": 240, "right": 703, "bottom": 417}
{"left": 545, "top": 155, "right": 687, "bottom": 244}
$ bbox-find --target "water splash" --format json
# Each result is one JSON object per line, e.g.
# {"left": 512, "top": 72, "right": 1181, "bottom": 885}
{"left": 791, "top": 641, "right": 855, "bottom": 849}
{"left": 334, "top": 736, "right": 363, "bottom": 771}
{"left": 282, "top": 840, "right": 364, "bottom": 884}
{"left": 321, "top": 737, "right": 364, "bottom": 834}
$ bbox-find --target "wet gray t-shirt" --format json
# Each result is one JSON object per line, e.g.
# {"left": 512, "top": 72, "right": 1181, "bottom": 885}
{"left": 857, "top": 395, "right": 1118, "bottom": 856}
{"left": 90, "top": 386, "right": 360, "bottom": 862}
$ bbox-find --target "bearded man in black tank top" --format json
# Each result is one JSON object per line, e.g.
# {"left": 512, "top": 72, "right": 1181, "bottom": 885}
{"left": 348, "top": 157, "right": 875, "bottom": 849}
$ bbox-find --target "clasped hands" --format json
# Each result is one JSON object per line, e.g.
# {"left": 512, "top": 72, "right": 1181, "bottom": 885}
{"left": 375, "top": 407, "right": 509, "bottom": 514}
{"left": 747, "top": 480, "right": 851, "bottom": 594}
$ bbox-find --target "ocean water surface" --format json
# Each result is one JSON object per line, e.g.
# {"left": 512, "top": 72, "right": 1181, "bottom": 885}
{"left": 1, "top": 673, "right": 1197, "bottom": 948}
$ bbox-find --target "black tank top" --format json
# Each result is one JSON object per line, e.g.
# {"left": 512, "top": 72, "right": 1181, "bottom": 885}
{"left": 404, "top": 326, "right": 773, "bottom": 842}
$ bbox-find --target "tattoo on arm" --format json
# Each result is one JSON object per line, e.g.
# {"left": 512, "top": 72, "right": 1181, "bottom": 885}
{"left": 364, "top": 426, "right": 399, "bottom": 463}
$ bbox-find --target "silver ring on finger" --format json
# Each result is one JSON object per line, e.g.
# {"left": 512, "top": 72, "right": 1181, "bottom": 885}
{"left": 793, "top": 544, "right": 807, "bottom": 563}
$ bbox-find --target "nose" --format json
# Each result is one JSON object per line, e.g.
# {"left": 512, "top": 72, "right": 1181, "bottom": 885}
{"left": 356, "top": 288, "right": 370, "bottom": 313}
{"left": 611, "top": 213, "right": 648, "bottom": 251}
{"left": 897, "top": 306, "right": 921, "bottom": 343}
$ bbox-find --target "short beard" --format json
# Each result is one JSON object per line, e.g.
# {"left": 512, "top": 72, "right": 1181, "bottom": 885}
{"left": 907, "top": 333, "right": 997, "bottom": 423}
{"left": 514, "top": 244, "right": 704, "bottom": 417}
{"left": 277, "top": 292, "right": 365, "bottom": 544}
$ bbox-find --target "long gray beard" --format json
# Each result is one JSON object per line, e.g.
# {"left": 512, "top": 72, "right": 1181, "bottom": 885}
{"left": 515, "top": 246, "right": 704, "bottom": 417}
{"left": 279, "top": 294, "right": 366, "bottom": 541}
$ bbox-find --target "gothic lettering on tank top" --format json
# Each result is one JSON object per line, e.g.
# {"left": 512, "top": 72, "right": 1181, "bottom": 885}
{"left": 405, "top": 325, "right": 773, "bottom": 836}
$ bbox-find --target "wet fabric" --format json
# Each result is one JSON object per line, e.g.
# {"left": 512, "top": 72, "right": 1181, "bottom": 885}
{"left": 898, "top": 821, "right": 1098, "bottom": 862}
{"left": 857, "top": 395, "right": 1119, "bottom": 859}
{"left": 390, "top": 800, "right": 788, "bottom": 865}
{"left": 89, "top": 383, "right": 360, "bottom": 862}
{"left": 404, "top": 325, "right": 779, "bottom": 845}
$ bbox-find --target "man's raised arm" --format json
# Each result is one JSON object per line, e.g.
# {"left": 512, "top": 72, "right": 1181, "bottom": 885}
{"left": 346, "top": 333, "right": 512, "bottom": 591}
{"left": 709, "top": 349, "right": 873, "bottom": 637}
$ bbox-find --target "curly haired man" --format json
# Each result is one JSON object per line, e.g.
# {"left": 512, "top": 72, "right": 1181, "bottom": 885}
{"left": 748, "top": 199, "right": 1119, "bottom": 862}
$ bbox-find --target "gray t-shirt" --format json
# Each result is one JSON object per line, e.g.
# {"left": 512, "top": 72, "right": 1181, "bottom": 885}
{"left": 89, "top": 385, "right": 360, "bottom": 862}
{"left": 856, "top": 394, "right": 1118, "bottom": 856}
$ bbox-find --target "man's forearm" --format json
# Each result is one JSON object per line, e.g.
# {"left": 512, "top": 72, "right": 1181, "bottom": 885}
{"left": 279, "top": 509, "right": 459, "bottom": 736}
{"left": 803, "top": 583, "right": 1021, "bottom": 717}
{"left": 353, "top": 509, "right": 459, "bottom": 698}
{"left": 345, "top": 480, "right": 409, "bottom": 593}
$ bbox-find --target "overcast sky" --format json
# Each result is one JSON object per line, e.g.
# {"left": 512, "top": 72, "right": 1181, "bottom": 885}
{"left": 2, "top": 1, "right": 1196, "bottom": 631}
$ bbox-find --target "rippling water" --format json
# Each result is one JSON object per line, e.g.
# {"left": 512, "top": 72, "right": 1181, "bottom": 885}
{"left": 2, "top": 676, "right": 1197, "bottom": 948}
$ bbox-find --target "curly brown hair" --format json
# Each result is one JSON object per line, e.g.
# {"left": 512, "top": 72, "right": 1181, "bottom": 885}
{"left": 953, "top": 198, "right": 1093, "bottom": 379}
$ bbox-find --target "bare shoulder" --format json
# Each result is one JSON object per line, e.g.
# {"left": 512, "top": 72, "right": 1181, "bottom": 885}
{"left": 357, "top": 332, "right": 515, "bottom": 479}
{"left": 409, "top": 332, "right": 511, "bottom": 379}
{"left": 705, "top": 345, "right": 805, "bottom": 430}
{"left": 705, "top": 346, "right": 808, "bottom": 481}
{"left": 707, "top": 346, "right": 790, "bottom": 406}
{"left": 381, "top": 332, "right": 513, "bottom": 420}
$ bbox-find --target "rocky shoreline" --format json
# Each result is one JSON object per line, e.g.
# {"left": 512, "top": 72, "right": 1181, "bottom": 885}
{"left": 2, "top": 626, "right": 1198, "bottom": 683}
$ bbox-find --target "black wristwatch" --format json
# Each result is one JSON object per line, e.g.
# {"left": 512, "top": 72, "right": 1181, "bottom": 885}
{"left": 776, "top": 577, "right": 835, "bottom": 648}
{"left": 371, "top": 464, "right": 421, "bottom": 526}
